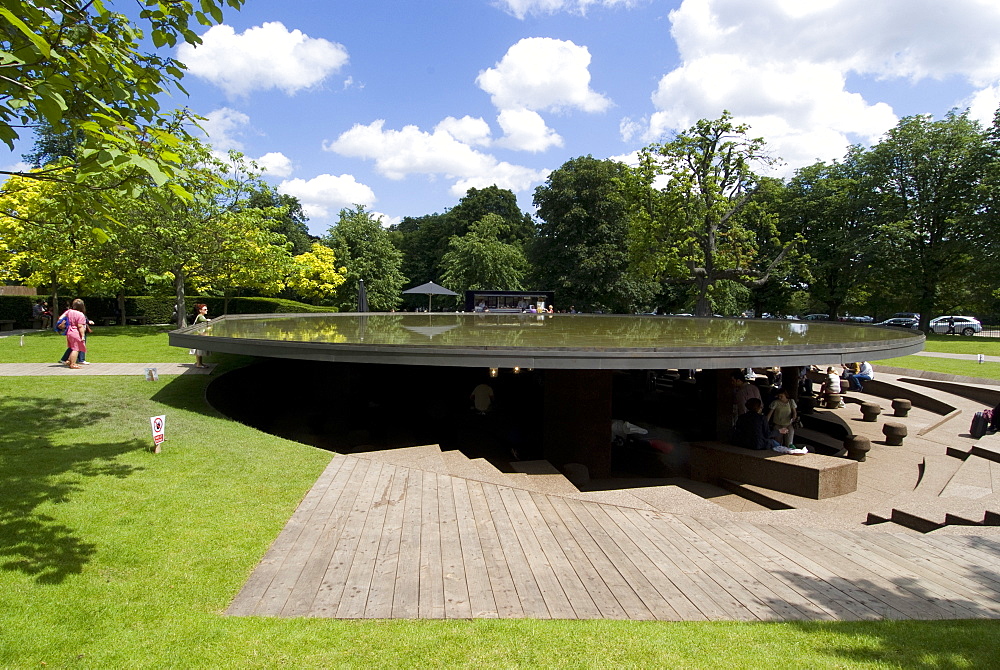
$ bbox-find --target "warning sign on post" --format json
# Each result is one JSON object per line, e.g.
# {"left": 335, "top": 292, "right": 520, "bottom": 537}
{"left": 150, "top": 415, "right": 166, "bottom": 453}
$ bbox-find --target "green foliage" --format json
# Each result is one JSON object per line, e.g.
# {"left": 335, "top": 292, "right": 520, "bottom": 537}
{"left": 325, "top": 205, "right": 407, "bottom": 311}
{"left": 391, "top": 186, "right": 534, "bottom": 286}
{"left": 440, "top": 214, "right": 528, "bottom": 293}
{"left": 865, "top": 111, "right": 990, "bottom": 329}
{"left": 531, "top": 155, "right": 656, "bottom": 313}
{"left": 632, "top": 112, "right": 789, "bottom": 316}
{"left": 244, "top": 187, "right": 315, "bottom": 256}
{"left": 1, "top": 0, "right": 245, "bottom": 193}
{"left": 285, "top": 243, "right": 347, "bottom": 304}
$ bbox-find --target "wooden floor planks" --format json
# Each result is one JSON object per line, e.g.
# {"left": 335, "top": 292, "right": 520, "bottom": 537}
{"left": 227, "top": 454, "right": 1000, "bottom": 621}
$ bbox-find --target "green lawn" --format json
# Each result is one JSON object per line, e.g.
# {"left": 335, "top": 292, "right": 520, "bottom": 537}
{"left": 0, "top": 326, "right": 192, "bottom": 364}
{"left": 2, "top": 332, "right": 1000, "bottom": 667}
{"left": 922, "top": 333, "right": 1000, "bottom": 356}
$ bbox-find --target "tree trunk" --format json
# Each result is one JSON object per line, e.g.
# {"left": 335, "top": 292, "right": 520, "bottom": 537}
{"left": 48, "top": 270, "right": 59, "bottom": 319}
{"left": 116, "top": 291, "right": 126, "bottom": 326}
{"left": 174, "top": 270, "right": 187, "bottom": 328}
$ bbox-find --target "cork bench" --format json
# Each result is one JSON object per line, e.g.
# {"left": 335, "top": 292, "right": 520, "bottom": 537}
{"left": 690, "top": 441, "right": 858, "bottom": 500}
{"left": 0, "top": 319, "right": 15, "bottom": 331}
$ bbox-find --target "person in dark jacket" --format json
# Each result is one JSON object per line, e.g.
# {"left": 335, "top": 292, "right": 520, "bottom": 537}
{"left": 732, "top": 397, "right": 777, "bottom": 450}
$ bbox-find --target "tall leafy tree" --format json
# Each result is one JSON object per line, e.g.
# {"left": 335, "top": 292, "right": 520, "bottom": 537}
{"left": 244, "top": 187, "right": 315, "bottom": 255}
{"left": 116, "top": 142, "right": 287, "bottom": 326}
{"left": 530, "top": 156, "right": 655, "bottom": 312}
{"left": 632, "top": 112, "right": 793, "bottom": 316}
{"left": 440, "top": 214, "right": 528, "bottom": 293}
{"left": 0, "top": 170, "right": 91, "bottom": 308}
{"left": 391, "top": 186, "right": 533, "bottom": 286}
{"left": 446, "top": 186, "right": 535, "bottom": 244}
{"left": 866, "top": 111, "right": 989, "bottom": 328}
{"left": 780, "top": 148, "right": 890, "bottom": 319}
{"left": 325, "top": 206, "right": 407, "bottom": 311}
{"left": 286, "top": 243, "right": 347, "bottom": 304}
{"left": 391, "top": 213, "right": 450, "bottom": 286}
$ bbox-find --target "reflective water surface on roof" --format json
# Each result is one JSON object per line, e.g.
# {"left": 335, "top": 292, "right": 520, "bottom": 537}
{"left": 191, "top": 313, "right": 922, "bottom": 351}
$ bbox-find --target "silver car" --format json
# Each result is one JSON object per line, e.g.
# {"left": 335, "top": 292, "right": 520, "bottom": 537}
{"left": 929, "top": 315, "right": 982, "bottom": 336}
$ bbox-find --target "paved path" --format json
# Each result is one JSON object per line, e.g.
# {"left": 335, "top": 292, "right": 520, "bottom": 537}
{"left": 0, "top": 362, "right": 213, "bottom": 376}
{"left": 914, "top": 351, "right": 1000, "bottom": 363}
{"left": 227, "top": 452, "right": 1000, "bottom": 621}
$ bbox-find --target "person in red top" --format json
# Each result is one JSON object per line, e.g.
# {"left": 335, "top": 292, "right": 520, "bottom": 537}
{"left": 62, "top": 298, "right": 88, "bottom": 369}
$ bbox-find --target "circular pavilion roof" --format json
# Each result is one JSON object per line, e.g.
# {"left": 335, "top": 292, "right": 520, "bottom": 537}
{"left": 169, "top": 312, "right": 924, "bottom": 370}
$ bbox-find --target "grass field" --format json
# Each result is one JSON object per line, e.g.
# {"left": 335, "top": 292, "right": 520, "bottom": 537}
{"left": 0, "top": 326, "right": 192, "bottom": 364}
{"left": 2, "top": 330, "right": 1000, "bottom": 667}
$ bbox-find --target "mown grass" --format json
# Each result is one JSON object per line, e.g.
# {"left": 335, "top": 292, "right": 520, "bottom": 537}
{"left": 2, "top": 332, "right": 1000, "bottom": 667}
{"left": 873, "top": 355, "right": 1000, "bottom": 380}
{"left": 0, "top": 326, "right": 191, "bottom": 364}
{"left": 922, "top": 333, "right": 1000, "bottom": 356}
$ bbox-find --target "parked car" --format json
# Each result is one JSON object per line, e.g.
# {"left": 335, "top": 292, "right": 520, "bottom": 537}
{"left": 892, "top": 312, "right": 921, "bottom": 321}
{"left": 803, "top": 313, "right": 830, "bottom": 321}
{"left": 929, "top": 315, "right": 982, "bottom": 336}
{"left": 839, "top": 315, "right": 873, "bottom": 323}
{"left": 875, "top": 317, "right": 919, "bottom": 329}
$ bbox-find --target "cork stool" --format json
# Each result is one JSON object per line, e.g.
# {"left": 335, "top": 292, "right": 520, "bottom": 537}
{"left": 860, "top": 401, "right": 882, "bottom": 422}
{"left": 844, "top": 435, "right": 871, "bottom": 462}
{"left": 891, "top": 398, "right": 912, "bottom": 417}
{"left": 882, "top": 421, "right": 907, "bottom": 446}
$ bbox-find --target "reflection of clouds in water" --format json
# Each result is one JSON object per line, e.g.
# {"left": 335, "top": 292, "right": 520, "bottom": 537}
{"left": 198, "top": 314, "right": 917, "bottom": 350}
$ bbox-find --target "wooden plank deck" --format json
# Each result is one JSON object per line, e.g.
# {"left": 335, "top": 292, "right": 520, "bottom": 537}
{"left": 227, "top": 454, "right": 1000, "bottom": 621}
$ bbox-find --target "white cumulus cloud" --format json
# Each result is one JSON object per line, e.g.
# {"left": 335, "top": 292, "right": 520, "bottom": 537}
{"left": 477, "top": 37, "right": 611, "bottom": 113}
{"left": 255, "top": 152, "right": 294, "bottom": 178}
{"left": 434, "top": 116, "right": 493, "bottom": 146}
{"left": 277, "top": 173, "right": 376, "bottom": 220}
{"left": 199, "top": 107, "right": 252, "bottom": 150}
{"left": 495, "top": 108, "right": 563, "bottom": 152}
{"left": 324, "top": 119, "right": 549, "bottom": 196}
{"left": 178, "top": 22, "right": 349, "bottom": 97}
{"left": 496, "top": 0, "right": 638, "bottom": 20}
{"left": 634, "top": 0, "right": 1000, "bottom": 173}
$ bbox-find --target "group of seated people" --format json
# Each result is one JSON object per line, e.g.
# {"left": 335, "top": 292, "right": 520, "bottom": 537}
{"left": 731, "top": 370, "right": 799, "bottom": 450}
{"left": 730, "top": 361, "right": 875, "bottom": 451}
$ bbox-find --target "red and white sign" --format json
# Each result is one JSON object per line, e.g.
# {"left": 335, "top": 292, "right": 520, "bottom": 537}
{"left": 150, "top": 415, "right": 166, "bottom": 448}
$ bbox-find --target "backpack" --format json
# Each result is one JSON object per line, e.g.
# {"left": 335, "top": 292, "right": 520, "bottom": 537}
{"left": 53, "top": 313, "right": 69, "bottom": 335}
{"left": 970, "top": 411, "right": 990, "bottom": 439}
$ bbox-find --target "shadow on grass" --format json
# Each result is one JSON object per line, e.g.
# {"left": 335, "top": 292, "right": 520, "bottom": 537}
{"left": 0, "top": 396, "right": 145, "bottom": 584}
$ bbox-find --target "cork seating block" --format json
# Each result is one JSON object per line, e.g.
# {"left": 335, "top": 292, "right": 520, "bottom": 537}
{"left": 690, "top": 441, "right": 858, "bottom": 500}
{"left": 891, "top": 398, "right": 912, "bottom": 417}
{"left": 860, "top": 401, "right": 881, "bottom": 422}
{"left": 882, "top": 421, "right": 907, "bottom": 446}
{"left": 844, "top": 435, "right": 871, "bottom": 462}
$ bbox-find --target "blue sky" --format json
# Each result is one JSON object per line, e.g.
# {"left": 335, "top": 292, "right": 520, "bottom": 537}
{"left": 9, "top": 0, "right": 1000, "bottom": 235}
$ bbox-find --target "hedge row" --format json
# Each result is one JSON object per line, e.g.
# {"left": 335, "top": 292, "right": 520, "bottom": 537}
{"left": 0, "top": 295, "right": 333, "bottom": 328}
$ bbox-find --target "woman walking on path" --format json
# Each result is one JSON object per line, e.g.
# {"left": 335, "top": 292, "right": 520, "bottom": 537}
{"left": 62, "top": 299, "right": 88, "bottom": 369}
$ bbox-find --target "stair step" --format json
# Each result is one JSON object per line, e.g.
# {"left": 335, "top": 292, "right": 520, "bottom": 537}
{"left": 350, "top": 443, "right": 446, "bottom": 473}
{"left": 940, "top": 454, "right": 994, "bottom": 499}
{"left": 889, "top": 497, "right": 1000, "bottom": 532}
{"left": 970, "top": 436, "right": 1000, "bottom": 463}
{"left": 503, "top": 471, "right": 580, "bottom": 495}
{"left": 510, "top": 459, "right": 562, "bottom": 475}
{"left": 719, "top": 479, "right": 795, "bottom": 510}
{"left": 913, "top": 454, "right": 965, "bottom": 497}
{"left": 440, "top": 451, "right": 511, "bottom": 485}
